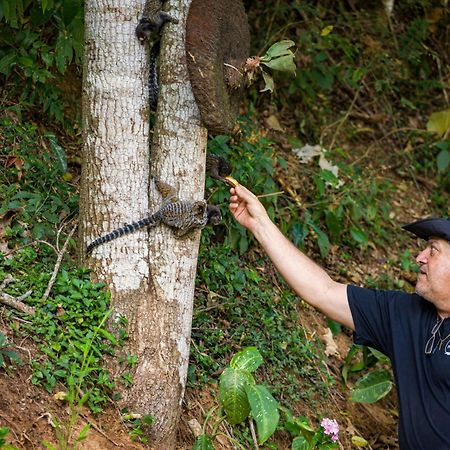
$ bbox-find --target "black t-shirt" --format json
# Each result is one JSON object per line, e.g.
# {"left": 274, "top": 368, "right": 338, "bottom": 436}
{"left": 347, "top": 285, "right": 450, "bottom": 450}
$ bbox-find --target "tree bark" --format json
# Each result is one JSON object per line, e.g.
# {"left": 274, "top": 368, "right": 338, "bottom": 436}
{"left": 79, "top": 1, "right": 206, "bottom": 448}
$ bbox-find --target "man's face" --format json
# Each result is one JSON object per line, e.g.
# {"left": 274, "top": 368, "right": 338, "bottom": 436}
{"left": 415, "top": 237, "right": 450, "bottom": 316}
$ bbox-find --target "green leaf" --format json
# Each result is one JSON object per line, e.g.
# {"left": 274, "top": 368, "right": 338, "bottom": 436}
{"left": 327, "top": 319, "right": 342, "bottom": 336}
{"left": 78, "top": 391, "right": 90, "bottom": 407}
{"left": 0, "top": 53, "right": 17, "bottom": 75}
{"left": 325, "top": 210, "right": 342, "bottom": 242}
{"left": 367, "top": 347, "right": 389, "bottom": 364}
{"left": 297, "top": 417, "right": 315, "bottom": 433}
{"left": 97, "top": 328, "right": 118, "bottom": 345}
{"left": 218, "top": 367, "right": 251, "bottom": 424}
{"left": 350, "top": 369, "right": 393, "bottom": 403}
{"left": 350, "top": 227, "right": 368, "bottom": 246}
{"left": 261, "top": 70, "right": 274, "bottom": 93}
{"left": 427, "top": 109, "right": 450, "bottom": 137}
{"left": 436, "top": 149, "right": 449, "bottom": 173}
{"left": 230, "top": 347, "right": 263, "bottom": 373}
{"left": 2, "top": 350, "right": 20, "bottom": 364}
{"left": 61, "top": 0, "right": 80, "bottom": 25}
{"left": 55, "top": 33, "right": 73, "bottom": 73}
{"left": 76, "top": 423, "right": 91, "bottom": 441}
{"left": 261, "top": 40, "right": 296, "bottom": 60}
{"left": 192, "top": 434, "right": 215, "bottom": 450}
{"left": 42, "top": 0, "right": 55, "bottom": 13}
{"left": 46, "top": 134, "right": 67, "bottom": 173}
{"left": 261, "top": 54, "right": 297, "bottom": 75}
{"left": 245, "top": 384, "right": 279, "bottom": 444}
{"left": 292, "top": 435, "right": 310, "bottom": 450}
{"left": 309, "top": 222, "right": 331, "bottom": 258}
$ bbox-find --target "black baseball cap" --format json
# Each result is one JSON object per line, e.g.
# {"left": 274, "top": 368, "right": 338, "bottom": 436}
{"left": 402, "top": 218, "right": 450, "bottom": 241}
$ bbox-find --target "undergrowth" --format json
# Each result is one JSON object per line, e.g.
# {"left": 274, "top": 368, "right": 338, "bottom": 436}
{"left": 0, "top": 0, "right": 448, "bottom": 448}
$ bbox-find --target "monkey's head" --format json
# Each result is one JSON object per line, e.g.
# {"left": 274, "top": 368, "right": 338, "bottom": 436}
{"left": 135, "top": 18, "right": 156, "bottom": 44}
{"left": 136, "top": 13, "right": 179, "bottom": 44}
{"left": 206, "top": 154, "right": 238, "bottom": 187}
{"left": 206, "top": 205, "right": 222, "bottom": 226}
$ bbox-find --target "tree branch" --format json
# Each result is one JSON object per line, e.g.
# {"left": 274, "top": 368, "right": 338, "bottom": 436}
{"left": 42, "top": 225, "right": 76, "bottom": 302}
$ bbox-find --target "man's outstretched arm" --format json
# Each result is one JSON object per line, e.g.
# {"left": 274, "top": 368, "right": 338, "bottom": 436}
{"left": 229, "top": 185, "right": 354, "bottom": 329}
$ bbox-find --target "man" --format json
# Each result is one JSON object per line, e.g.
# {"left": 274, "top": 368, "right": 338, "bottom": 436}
{"left": 228, "top": 184, "right": 450, "bottom": 450}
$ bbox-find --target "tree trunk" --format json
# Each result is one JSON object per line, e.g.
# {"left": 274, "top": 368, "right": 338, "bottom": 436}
{"left": 79, "top": 0, "right": 206, "bottom": 448}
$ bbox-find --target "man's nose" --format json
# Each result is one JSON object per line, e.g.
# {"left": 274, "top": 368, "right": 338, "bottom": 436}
{"left": 416, "top": 248, "right": 428, "bottom": 264}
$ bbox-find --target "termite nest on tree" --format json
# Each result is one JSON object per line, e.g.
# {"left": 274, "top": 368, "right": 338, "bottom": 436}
{"left": 186, "top": 0, "right": 250, "bottom": 134}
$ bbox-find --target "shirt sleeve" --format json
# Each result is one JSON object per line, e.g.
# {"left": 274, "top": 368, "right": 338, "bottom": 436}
{"left": 347, "top": 285, "right": 395, "bottom": 357}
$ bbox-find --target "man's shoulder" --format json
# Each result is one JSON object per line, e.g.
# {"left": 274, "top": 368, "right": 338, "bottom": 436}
{"left": 347, "top": 284, "right": 431, "bottom": 313}
{"left": 348, "top": 284, "right": 416, "bottom": 299}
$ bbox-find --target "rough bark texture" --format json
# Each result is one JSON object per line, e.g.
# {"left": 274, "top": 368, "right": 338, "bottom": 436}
{"left": 79, "top": 0, "right": 206, "bottom": 448}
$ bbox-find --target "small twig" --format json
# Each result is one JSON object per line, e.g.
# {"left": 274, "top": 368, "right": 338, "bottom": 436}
{"left": 0, "top": 274, "right": 14, "bottom": 290}
{"left": 0, "top": 292, "right": 35, "bottom": 315}
{"left": 42, "top": 225, "right": 76, "bottom": 302}
{"left": 15, "top": 345, "right": 32, "bottom": 363}
{"left": 248, "top": 417, "right": 259, "bottom": 450}
{"left": 80, "top": 413, "right": 122, "bottom": 447}
{"left": 17, "top": 290, "right": 32, "bottom": 302}
{"left": 4, "top": 240, "right": 57, "bottom": 258}
{"left": 11, "top": 316, "right": 33, "bottom": 324}
{"left": 36, "top": 412, "right": 56, "bottom": 428}
{"left": 256, "top": 191, "right": 284, "bottom": 199}
{"left": 223, "top": 62, "right": 243, "bottom": 76}
{"left": 276, "top": 175, "right": 303, "bottom": 210}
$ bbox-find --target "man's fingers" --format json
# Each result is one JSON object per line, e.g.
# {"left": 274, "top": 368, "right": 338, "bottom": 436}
{"left": 235, "top": 184, "right": 258, "bottom": 200}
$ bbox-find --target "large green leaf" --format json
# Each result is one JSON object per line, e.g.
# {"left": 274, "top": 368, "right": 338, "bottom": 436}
{"left": 350, "top": 369, "right": 393, "bottom": 403}
{"left": 230, "top": 347, "right": 263, "bottom": 373}
{"left": 245, "top": 384, "right": 279, "bottom": 444}
{"left": 218, "top": 367, "right": 252, "bottom": 424}
{"left": 260, "top": 40, "right": 296, "bottom": 75}
{"left": 261, "top": 54, "right": 297, "bottom": 75}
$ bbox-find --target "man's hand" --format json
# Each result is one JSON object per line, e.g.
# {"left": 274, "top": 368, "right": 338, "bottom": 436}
{"left": 229, "top": 185, "right": 270, "bottom": 234}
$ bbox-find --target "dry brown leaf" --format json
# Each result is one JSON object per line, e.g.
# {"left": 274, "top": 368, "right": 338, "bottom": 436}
{"left": 187, "top": 418, "right": 202, "bottom": 437}
{"left": 322, "top": 328, "right": 339, "bottom": 356}
{"left": 264, "top": 115, "right": 284, "bottom": 131}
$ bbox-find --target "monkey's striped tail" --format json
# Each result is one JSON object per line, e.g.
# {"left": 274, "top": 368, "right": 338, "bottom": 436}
{"left": 86, "top": 213, "right": 161, "bottom": 253}
{"left": 149, "top": 41, "right": 160, "bottom": 111}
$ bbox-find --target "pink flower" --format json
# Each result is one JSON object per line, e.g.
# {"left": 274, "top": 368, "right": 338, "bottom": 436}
{"left": 321, "top": 417, "right": 339, "bottom": 442}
